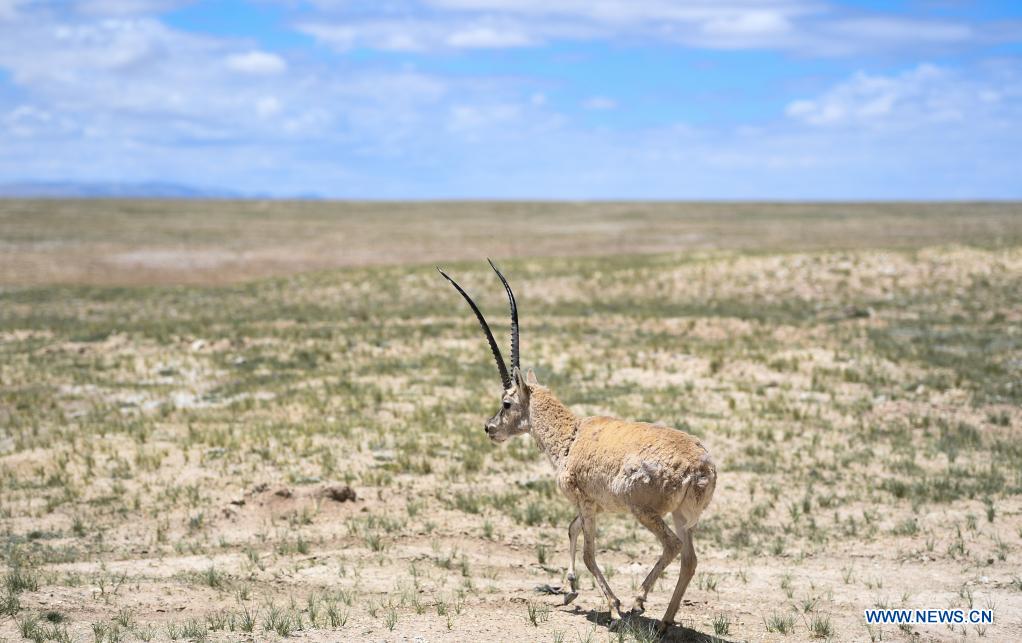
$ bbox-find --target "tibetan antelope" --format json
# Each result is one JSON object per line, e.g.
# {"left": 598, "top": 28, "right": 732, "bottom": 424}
{"left": 438, "top": 260, "right": 717, "bottom": 631}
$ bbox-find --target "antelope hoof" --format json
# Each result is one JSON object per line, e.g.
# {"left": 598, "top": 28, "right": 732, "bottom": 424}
{"left": 562, "top": 591, "right": 579, "bottom": 605}
{"left": 566, "top": 572, "right": 578, "bottom": 592}
{"left": 656, "top": 620, "right": 674, "bottom": 635}
{"left": 610, "top": 599, "right": 627, "bottom": 620}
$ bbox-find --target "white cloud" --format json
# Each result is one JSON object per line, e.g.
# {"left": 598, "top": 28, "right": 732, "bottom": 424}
{"left": 297, "top": 0, "right": 1015, "bottom": 56}
{"left": 299, "top": 18, "right": 564, "bottom": 52}
{"left": 700, "top": 10, "right": 792, "bottom": 37}
{"left": 297, "top": 22, "right": 423, "bottom": 52}
{"left": 830, "top": 18, "right": 973, "bottom": 45}
{"left": 300, "top": 2, "right": 814, "bottom": 53}
{"left": 427, "top": 0, "right": 813, "bottom": 25}
{"left": 294, "top": 23, "right": 357, "bottom": 51}
{"left": 447, "top": 103, "right": 521, "bottom": 133}
{"left": 582, "top": 96, "right": 616, "bottom": 110}
{"left": 75, "top": 0, "right": 193, "bottom": 16}
{"left": 3, "top": 104, "right": 77, "bottom": 137}
{"left": 784, "top": 63, "right": 1020, "bottom": 128}
{"left": 255, "top": 96, "right": 281, "bottom": 118}
{"left": 0, "top": 0, "right": 24, "bottom": 20}
{"left": 445, "top": 25, "right": 533, "bottom": 48}
{"left": 0, "top": 8, "right": 450, "bottom": 151}
{"left": 226, "top": 51, "right": 287, "bottom": 75}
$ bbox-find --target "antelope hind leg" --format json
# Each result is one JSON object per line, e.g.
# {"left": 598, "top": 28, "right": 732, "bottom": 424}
{"left": 660, "top": 513, "right": 698, "bottom": 629}
{"left": 628, "top": 508, "right": 683, "bottom": 616}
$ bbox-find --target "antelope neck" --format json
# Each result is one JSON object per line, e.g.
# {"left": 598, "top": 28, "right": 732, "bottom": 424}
{"left": 527, "top": 386, "right": 579, "bottom": 468}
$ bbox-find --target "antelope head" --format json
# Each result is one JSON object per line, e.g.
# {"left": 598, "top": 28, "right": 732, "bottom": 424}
{"left": 438, "top": 259, "right": 532, "bottom": 443}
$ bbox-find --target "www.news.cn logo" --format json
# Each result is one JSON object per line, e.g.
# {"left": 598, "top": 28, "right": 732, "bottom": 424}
{"left": 864, "top": 609, "right": 994, "bottom": 625}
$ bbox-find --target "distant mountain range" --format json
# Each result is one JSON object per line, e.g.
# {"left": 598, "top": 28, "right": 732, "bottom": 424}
{"left": 0, "top": 181, "right": 248, "bottom": 198}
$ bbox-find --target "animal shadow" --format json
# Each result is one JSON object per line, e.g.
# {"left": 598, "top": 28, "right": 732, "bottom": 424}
{"left": 574, "top": 606, "right": 738, "bottom": 642}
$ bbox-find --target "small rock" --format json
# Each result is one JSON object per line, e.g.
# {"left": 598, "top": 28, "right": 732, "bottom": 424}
{"left": 321, "top": 484, "right": 357, "bottom": 503}
{"left": 845, "top": 306, "right": 874, "bottom": 319}
{"left": 274, "top": 487, "right": 293, "bottom": 499}
{"left": 229, "top": 498, "right": 246, "bottom": 506}
{"left": 250, "top": 482, "right": 269, "bottom": 494}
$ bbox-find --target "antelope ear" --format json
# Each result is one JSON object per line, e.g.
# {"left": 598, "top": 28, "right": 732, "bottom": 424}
{"left": 513, "top": 366, "right": 530, "bottom": 392}
{"left": 525, "top": 368, "right": 539, "bottom": 386}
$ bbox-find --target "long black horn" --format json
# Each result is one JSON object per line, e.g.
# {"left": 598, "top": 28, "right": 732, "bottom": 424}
{"left": 487, "top": 258, "right": 519, "bottom": 371}
{"left": 437, "top": 267, "right": 512, "bottom": 390}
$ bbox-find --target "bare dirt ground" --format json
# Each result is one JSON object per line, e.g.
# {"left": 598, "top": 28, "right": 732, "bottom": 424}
{"left": 1, "top": 199, "right": 1020, "bottom": 286}
{"left": 1, "top": 201, "right": 1021, "bottom": 642}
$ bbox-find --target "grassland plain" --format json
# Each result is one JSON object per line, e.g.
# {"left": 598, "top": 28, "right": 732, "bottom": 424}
{"left": 0, "top": 201, "right": 1021, "bottom": 642}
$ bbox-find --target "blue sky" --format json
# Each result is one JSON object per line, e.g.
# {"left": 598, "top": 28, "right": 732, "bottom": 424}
{"left": 0, "top": 0, "right": 1020, "bottom": 198}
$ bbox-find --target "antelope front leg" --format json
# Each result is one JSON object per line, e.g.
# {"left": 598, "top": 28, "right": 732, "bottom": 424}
{"left": 580, "top": 514, "right": 624, "bottom": 620}
{"left": 564, "top": 514, "right": 581, "bottom": 604}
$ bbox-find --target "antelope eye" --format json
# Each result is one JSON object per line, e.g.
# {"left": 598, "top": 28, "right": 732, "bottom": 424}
{"left": 502, "top": 400, "right": 512, "bottom": 410}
